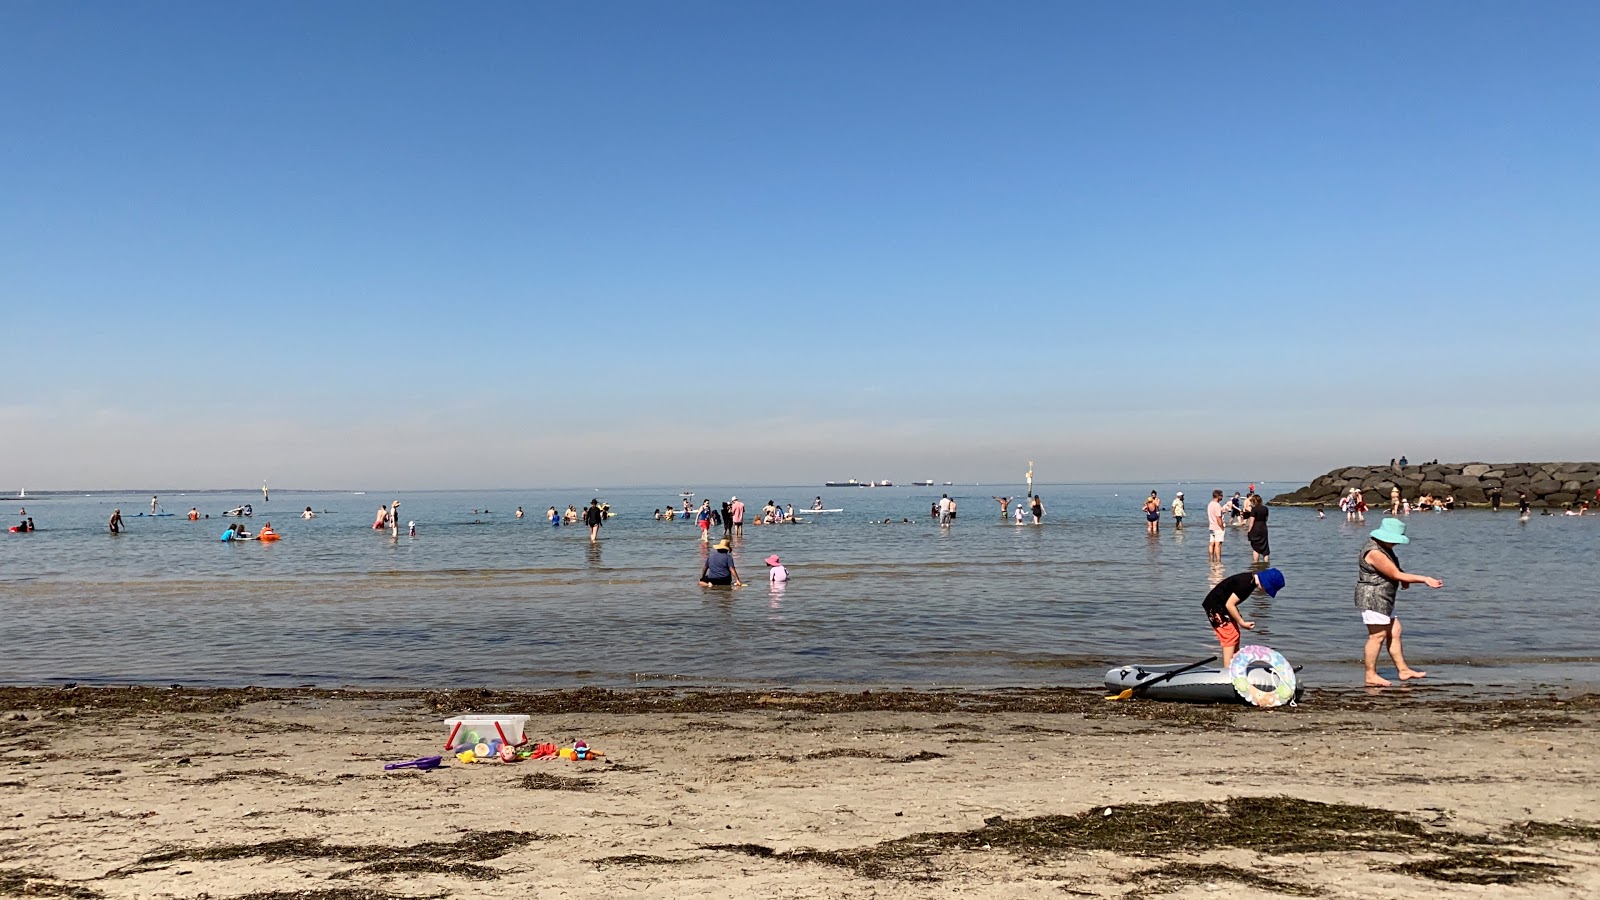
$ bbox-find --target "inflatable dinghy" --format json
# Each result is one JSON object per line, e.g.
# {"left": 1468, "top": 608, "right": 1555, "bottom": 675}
{"left": 1105, "top": 658, "right": 1304, "bottom": 705}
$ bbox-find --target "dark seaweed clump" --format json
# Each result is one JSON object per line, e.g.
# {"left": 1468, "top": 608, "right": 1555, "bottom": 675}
{"left": 0, "top": 869, "right": 105, "bottom": 899}
{"left": 1120, "top": 862, "right": 1321, "bottom": 898}
{"left": 1383, "top": 852, "right": 1568, "bottom": 885}
{"left": 106, "top": 830, "right": 539, "bottom": 881}
{"left": 705, "top": 797, "right": 1569, "bottom": 885}
{"left": 519, "top": 772, "right": 596, "bottom": 791}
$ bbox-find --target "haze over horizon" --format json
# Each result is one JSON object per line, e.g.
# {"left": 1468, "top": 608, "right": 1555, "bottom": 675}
{"left": 4, "top": 2, "right": 1596, "bottom": 491}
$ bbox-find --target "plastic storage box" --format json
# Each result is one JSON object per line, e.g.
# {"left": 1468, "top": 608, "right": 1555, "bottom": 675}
{"left": 444, "top": 714, "right": 529, "bottom": 748}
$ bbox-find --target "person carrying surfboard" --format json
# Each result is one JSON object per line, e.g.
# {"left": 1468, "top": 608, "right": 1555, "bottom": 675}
{"left": 1202, "top": 568, "right": 1285, "bottom": 667}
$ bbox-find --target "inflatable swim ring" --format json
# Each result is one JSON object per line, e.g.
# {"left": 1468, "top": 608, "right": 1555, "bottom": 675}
{"left": 258, "top": 532, "right": 280, "bottom": 542}
{"left": 1228, "top": 644, "right": 1296, "bottom": 708}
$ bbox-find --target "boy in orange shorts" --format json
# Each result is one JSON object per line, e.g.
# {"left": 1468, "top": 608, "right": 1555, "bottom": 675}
{"left": 1202, "top": 568, "right": 1285, "bottom": 667}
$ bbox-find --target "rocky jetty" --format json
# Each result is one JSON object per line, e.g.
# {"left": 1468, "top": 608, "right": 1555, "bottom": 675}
{"left": 1270, "top": 462, "right": 1600, "bottom": 508}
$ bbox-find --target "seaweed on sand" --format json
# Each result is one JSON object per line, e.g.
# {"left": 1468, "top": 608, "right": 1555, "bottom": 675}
{"left": 232, "top": 883, "right": 444, "bottom": 890}
{"left": 1506, "top": 820, "right": 1600, "bottom": 842}
{"left": 230, "top": 892, "right": 444, "bottom": 900}
{"left": 519, "top": 772, "right": 595, "bottom": 791}
{"left": 0, "top": 869, "right": 105, "bottom": 899}
{"left": 1119, "top": 862, "right": 1321, "bottom": 898}
{"left": 591, "top": 854, "right": 698, "bottom": 868}
{"left": 702, "top": 796, "right": 1503, "bottom": 881}
{"left": 106, "top": 830, "right": 540, "bottom": 880}
{"left": 1383, "top": 852, "right": 1568, "bottom": 885}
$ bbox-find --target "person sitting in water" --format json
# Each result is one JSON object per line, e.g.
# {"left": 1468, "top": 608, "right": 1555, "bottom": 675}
{"left": 258, "top": 522, "right": 277, "bottom": 538}
{"left": 765, "top": 554, "right": 788, "bottom": 585}
{"left": 515, "top": 506, "right": 525, "bottom": 519}
{"left": 301, "top": 506, "right": 316, "bottom": 519}
{"left": 699, "top": 538, "right": 744, "bottom": 587}
{"left": 188, "top": 507, "right": 200, "bottom": 521}
{"left": 25, "top": 517, "right": 35, "bottom": 533}
{"left": 243, "top": 504, "right": 253, "bottom": 516}
{"left": 812, "top": 497, "right": 823, "bottom": 510}
{"left": 653, "top": 508, "right": 662, "bottom": 520}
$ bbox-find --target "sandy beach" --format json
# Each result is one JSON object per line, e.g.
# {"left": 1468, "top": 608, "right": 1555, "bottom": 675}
{"left": 3, "top": 686, "right": 1599, "bottom": 899}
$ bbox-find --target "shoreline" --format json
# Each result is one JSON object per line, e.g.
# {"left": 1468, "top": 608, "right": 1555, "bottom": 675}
{"left": 4, "top": 685, "right": 1598, "bottom": 898}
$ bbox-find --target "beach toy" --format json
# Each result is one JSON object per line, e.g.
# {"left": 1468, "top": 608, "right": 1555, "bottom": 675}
{"left": 474, "top": 742, "right": 492, "bottom": 759}
{"left": 573, "top": 740, "right": 590, "bottom": 760}
{"left": 1229, "top": 645, "right": 1297, "bottom": 708}
{"left": 497, "top": 743, "right": 517, "bottom": 762}
{"left": 383, "top": 755, "right": 443, "bottom": 772}
{"left": 456, "top": 750, "right": 478, "bottom": 765}
{"left": 444, "top": 720, "right": 464, "bottom": 750}
{"left": 558, "top": 747, "right": 576, "bottom": 760}
{"left": 529, "top": 742, "right": 557, "bottom": 760}
{"left": 487, "top": 739, "right": 503, "bottom": 756}
{"left": 492, "top": 720, "right": 523, "bottom": 748}
{"left": 464, "top": 730, "right": 481, "bottom": 746}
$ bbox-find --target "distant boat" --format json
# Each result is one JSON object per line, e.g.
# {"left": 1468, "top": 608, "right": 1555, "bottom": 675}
{"left": 943, "top": 481, "right": 954, "bottom": 485}
{"left": 680, "top": 490, "right": 695, "bottom": 497}
{"left": 912, "top": 480, "right": 934, "bottom": 487}
{"left": 870, "top": 480, "right": 894, "bottom": 487}
{"left": 824, "top": 480, "right": 861, "bottom": 488}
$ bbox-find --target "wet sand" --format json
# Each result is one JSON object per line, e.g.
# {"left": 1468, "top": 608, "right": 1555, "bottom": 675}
{"left": 3, "top": 686, "right": 1599, "bottom": 899}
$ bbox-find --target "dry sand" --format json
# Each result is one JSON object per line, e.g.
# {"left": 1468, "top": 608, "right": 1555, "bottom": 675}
{"left": 3, "top": 686, "right": 1599, "bottom": 899}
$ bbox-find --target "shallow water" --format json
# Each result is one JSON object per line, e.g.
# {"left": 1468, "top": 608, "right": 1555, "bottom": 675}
{"left": 1, "top": 484, "right": 1596, "bottom": 692}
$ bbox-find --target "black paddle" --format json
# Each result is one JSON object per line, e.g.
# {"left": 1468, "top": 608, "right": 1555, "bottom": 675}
{"left": 1105, "top": 655, "right": 1218, "bottom": 701}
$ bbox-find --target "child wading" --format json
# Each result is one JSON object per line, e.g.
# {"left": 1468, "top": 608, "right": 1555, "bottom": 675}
{"left": 1202, "top": 568, "right": 1285, "bottom": 667}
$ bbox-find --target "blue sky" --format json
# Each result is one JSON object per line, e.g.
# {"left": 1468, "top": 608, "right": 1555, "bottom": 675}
{"left": 2, "top": 1, "right": 1596, "bottom": 489}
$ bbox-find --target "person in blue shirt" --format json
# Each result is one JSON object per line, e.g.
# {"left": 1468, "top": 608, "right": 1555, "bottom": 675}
{"left": 698, "top": 539, "right": 744, "bottom": 587}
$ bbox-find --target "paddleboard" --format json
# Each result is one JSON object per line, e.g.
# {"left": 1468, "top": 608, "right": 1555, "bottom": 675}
{"left": 1104, "top": 662, "right": 1304, "bottom": 704}
{"left": 133, "top": 513, "right": 175, "bottom": 517}
{"left": 805, "top": 508, "right": 844, "bottom": 514}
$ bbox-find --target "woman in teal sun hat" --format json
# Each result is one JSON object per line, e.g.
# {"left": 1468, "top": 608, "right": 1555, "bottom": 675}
{"left": 1354, "top": 517, "right": 1444, "bottom": 686}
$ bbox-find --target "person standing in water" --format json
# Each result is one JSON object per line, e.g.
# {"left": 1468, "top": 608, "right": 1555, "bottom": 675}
{"left": 584, "top": 499, "right": 605, "bottom": 542}
{"left": 938, "top": 494, "right": 952, "bottom": 526}
{"left": 389, "top": 501, "right": 401, "bottom": 538}
{"left": 373, "top": 505, "right": 388, "bottom": 530}
{"left": 1171, "top": 492, "right": 1185, "bottom": 529}
{"left": 1355, "top": 518, "right": 1443, "bottom": 686}
{"left": 994, "top": 496, "right": 1011, "bottom": 519}
{"left": 301, "top": 506, "right": 315, "bottom": 519}
{"left": 1143, "top": 491, "right": 1161, "bottom": 535}
{"left": 1206, "top": 490, "right": 1225, "bottom": 563}
{"left": 1030, "top": 494, "right": 1044, "bottom": 524}
{"left": 188, "top": 507, "right": 200, "bottom": 521}
{"left": 515, "top": 506, "right": 524, "bottom": 519}
{"left": 730, "top": 496, "right": 745, "bottom": 536}
{"left": 262, "top": 482, "right": 269, "bottom": 502}
{"left": 108, "top": 509, "right": 124, "bottom": 535}
{"left": 1243, "top": 494, "right": 1271, "bottom": 564}
{"left": 150, "top": 495, "right": 159, "bottom": 514}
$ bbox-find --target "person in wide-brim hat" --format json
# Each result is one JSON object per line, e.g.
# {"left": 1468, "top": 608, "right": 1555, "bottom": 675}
{"left": 1354, "top": 517, "right": 1444, "bottom": 687}
{"left": 699, "top": 538, "right": 743, "bottom": 587}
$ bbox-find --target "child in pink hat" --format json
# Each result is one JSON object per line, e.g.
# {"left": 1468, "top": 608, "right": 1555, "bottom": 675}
{"left": 765, "top": 555, "right": 788, "bottom": 585}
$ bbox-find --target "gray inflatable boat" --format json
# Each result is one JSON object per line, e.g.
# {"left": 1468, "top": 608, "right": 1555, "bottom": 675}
{"left": 1104, "top": 661, "right": 1305, "bottom": 704}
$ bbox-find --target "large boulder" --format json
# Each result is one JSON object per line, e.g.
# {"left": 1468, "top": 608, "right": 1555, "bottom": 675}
{"left": 1544, "top": 493, "right": 1577, "bottom": 506}
{"left": 1462, "top": 463, "right": 1492, "bottom": 477}
{"left": 1420, "top": 480, "right": 1452, "bottom": 496}
{"left": 1456, "top": 485, "right": 1488, "bottom": 504}
{"left": 1556, "top": 462, "right": 1596, "bottom": 474}
{"left": 1562, "top": 480, "right": 1584, "bottom": 493}
{"left": 1529, "top": 479, "right": 1564, "bottom": 496}
{"left": 1393, "top": 476, "right": 1421, "bottom": 490}
{"left": 1484, "top": 470, "right": 1506, "bottom": 479}
{"left": 1341, "top": 467, "right": 1371, "bottom": 479}
{"left": 1538, "top": 463, "right": 1563, "bottom": 475}
{"left": 1445, "top": 473, "right": 1482, "bottom": 488}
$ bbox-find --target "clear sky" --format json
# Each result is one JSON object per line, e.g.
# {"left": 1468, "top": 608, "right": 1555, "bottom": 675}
{"left": 2, "top": 1, "right": 1596, "bottom": 490}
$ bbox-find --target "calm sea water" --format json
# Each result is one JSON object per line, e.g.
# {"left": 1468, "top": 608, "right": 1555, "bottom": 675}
{"left": 2, "top": 483, "right": 1596, "bottom": 693}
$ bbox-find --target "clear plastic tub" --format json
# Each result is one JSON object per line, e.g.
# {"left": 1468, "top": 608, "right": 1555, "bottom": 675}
{"left": 443, "top": 714, "right": 529, "bottom": 748}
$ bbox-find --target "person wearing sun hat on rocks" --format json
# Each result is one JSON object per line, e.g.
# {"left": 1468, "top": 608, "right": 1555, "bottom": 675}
{"left": 1201, "top": 567, "right": 1285, "bottom": 668}
{"left": 699, "top": 538, "right": 744, "bottom": 587}
{"left": 1356, "top": 517, "right": 1443, "bottom": 686}
{"left": 765, "top": 554, "right": 788, "bottom": 585}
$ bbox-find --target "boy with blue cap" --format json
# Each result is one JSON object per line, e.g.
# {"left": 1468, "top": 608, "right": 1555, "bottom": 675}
{"left": 1202, "top": 568, "right": 1285, "bottom": 667}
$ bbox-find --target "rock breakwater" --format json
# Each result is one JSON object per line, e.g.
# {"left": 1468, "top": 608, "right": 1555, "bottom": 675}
{"left": 1270, "top": 462, "right": 1600, "bottom": 508}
